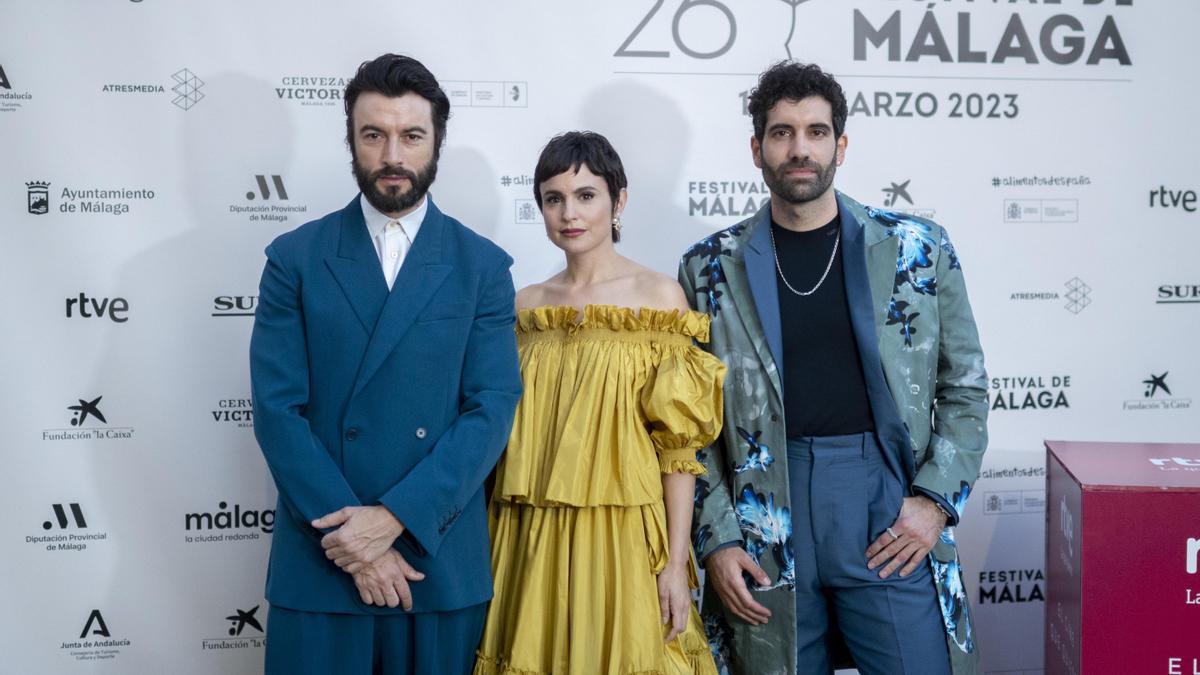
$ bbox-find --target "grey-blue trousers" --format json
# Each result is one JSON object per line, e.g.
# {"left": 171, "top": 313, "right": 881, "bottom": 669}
{"left": 787, "top": 433, "right": 950, "bottom": 675}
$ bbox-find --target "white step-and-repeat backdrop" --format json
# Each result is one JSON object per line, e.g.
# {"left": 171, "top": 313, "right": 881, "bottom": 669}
{"left": 3, "top": 1, "right": 1197, "bottom": 673}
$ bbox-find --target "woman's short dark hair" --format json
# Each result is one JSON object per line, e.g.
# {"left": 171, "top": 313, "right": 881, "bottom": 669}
{"left": 748, "top": 61, "right": 848, "bottom": 141}
{"left": 344, "top": 54, "right": 451, "bottom": 156}
{"left": 533, "top": 131, "right": 628, "bottom": 242}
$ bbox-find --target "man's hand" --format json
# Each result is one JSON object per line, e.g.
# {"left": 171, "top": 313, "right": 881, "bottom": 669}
{"left": 313, "top": 505, "right": 406, "bottom": 574}
{"left": 352, "top": 548, "right": 426, "bottom": 610}
{"left": 704, "top": 547, "right": 772, "bottom": 626}
{"left": 865, "top": 496, "right": 948, "bottom": 579}
{"left": 657, "top": 561, "right": 692, "bottom": 643}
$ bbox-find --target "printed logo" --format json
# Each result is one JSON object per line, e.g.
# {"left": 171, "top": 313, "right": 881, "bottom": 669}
{"left": 1124, "top": 372, "right": 1192, "bottom": 411}
{"left": 212, "top": 398, "right": 253, "bottom": 428}
{"left": 1063, "top": 277, "right": 1091, "bottom": 314}
{"left": 30, "top": 179, "right": 156, "bottom": 216}
{"left": 515, "top": 199, "right": 542, "bottom": 225}
{"left": 988, "top": 375, "right": 1070, "bottom": 411}
{"left": 881, "top": 180, "right": 912, "bottom": 207}
{"left": 851, "top": 3, "right": 1132, "bottom": 67}
{"left": 230, "top": 175, "right": 307, "bottom": 223}
{"left": 202, "top": 605, "right": 266, "bottom": 650}
{"left": 184, "top": 501, "right": 275, "bottom": 543}
{"left": 1188, "top": 538, "right": 1199, "bottom": 575}
{"left": 0, "top": 65, "right": 33, "bottom": 112}
{"left": 1004, "top": 198, "right": 1079, "bottom": 223}
{"left": 246, "top": 175, "right": 288, "bottom": 201}
{"left": 171, "top": 68, "right": 205, "bottom": 110}
{"left": 275, "top": 75, "right": 348, "bottom": 106}
{"left": 101, "top": 67, "right": 203, "bottom": 111}
{"left": 62, "top": 609, "right": 130, "bottom": 661}
{"left": 68, "top": 396, "right": 107, "bottom": 427}
{"left": 80, "top": 610, "right": 110, "bottom": 639}
{"left": 1157, "top": 285, "right": 1200, "bottom": 305}
{"left": 443, "top": 80, "right": 528, "bottom": 108}
{"left": 212, "top": 295, "right": 258, "bottom": 318}
{"left": 66, "top": 293, "right": 130, "bottom": 323}
{"left": 227, "top": 606, "right": 263, "bottom": 636}
{"left": 44, "top": 503, "right": 88, "bottom": 530}
{"left": 43, "top": 395, "right": 135, "bottom": 442}
{"left": 880, "top": 179, "right": 936, "bottom": 219}
{"left": 978, "top": 568, "right": 1044, "bottom": 604}
{"left": 1149, "top": 186, "right": 1197, "bottom": 212}
{"left": 687, "top": 179, "right": 770, "bottom": 219}
{"left": 26, "top": 181, "right": 49, "bottom": 214}
{"left": 26, "top": 504, "right": 109, "bottom": 552}
{"left": 982, "top": 490, "right": 1045, "bottom": 516}
{"left": 1148, "top": 457, "right": 1200, "bottom": 473}
{"left": 1007, "top": 278, "right": 1091, "bottom": 314}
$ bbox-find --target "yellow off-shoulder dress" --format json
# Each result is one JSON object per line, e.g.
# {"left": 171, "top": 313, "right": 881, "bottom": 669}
{"left": 474, "top": 305, "right": 726, "bottom": 675}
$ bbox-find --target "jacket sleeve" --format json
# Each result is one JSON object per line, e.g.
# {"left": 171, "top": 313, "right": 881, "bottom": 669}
{"left": 250, "top": 243, "right": 363, "bottom": 528}
{"left": 910, "top": 228, "right": 988, "bottom": 524}
{"left": 679, "top": 259, "right": 745, "bottom": 561}
{"left": 377, "top": 255, "right": 522, "bottom": 558}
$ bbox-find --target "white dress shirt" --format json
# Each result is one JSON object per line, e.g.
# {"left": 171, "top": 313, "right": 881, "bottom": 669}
{"left": 361, "top": 193, "right": 427, "bottom": 290}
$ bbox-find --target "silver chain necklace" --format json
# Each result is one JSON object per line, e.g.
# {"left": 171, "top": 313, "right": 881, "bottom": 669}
{"left": 769, "top": 224, "right": 841, "bottom": 297}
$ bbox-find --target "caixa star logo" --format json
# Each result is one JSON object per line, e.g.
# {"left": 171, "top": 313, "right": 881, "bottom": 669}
{"left": 42, "top": 395, "right": 135, "bottom": 442}
{"left": 1124, "top": 372, "right": 1192, "bottom": 412}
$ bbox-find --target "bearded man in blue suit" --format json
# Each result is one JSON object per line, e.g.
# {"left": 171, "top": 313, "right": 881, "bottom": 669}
{"left": 250, "top": 54, "right": 521, "bottom": 674}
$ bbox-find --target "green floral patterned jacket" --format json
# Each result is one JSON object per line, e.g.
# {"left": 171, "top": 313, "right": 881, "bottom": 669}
{"left": 678, "top": 192, "right": 988, "bottom": 675}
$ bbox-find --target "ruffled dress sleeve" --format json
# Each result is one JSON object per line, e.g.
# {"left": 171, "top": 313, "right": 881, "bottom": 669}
{"left": 639, "top": 311, "right": 727, "bottom": 475}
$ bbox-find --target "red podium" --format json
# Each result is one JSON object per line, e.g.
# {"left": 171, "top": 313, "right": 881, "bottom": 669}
{"left": 1045, "top": 440, "right": 1200, "bottom": 675}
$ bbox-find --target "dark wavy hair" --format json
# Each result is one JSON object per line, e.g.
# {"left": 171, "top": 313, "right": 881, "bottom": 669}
{"left": 344, "top": 54, "right": 451, "bottom": 156}
{"left": 747, "top": 61, "right": 848, "bottom": 141}
{"left": 533, "top": 131, "right": 628, "bottom": 242}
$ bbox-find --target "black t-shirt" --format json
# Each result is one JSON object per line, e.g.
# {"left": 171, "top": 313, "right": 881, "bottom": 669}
{"left": 772, "top": 215, "right": 875, "bottom": 438}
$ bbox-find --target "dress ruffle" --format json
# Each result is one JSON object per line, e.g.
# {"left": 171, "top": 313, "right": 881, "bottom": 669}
{"left": 516, "top": 304, "right": 711, "bottom": 343}
{"left": 495, "top": 306, "right": 725, "bottom": 508}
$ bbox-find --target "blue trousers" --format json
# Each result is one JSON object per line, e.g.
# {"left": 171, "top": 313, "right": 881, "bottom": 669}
{"left": 264, "top": 603, "right": 486, "bottom": 675}
{"left": 787, "top": 433, "right": 950, "bottom": 675}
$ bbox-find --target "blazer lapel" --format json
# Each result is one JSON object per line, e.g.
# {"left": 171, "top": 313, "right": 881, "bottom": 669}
{"left": 325, "top": 197, "right": 389, "bottom": 335}
{"left": 738, "top": 206, "right": 785, "bottom": 404}
{"left": 839, "top": 192, "right": 914, "bottom": 480}
{"left": 351, "top": 198, "right": 453, "bottom": 399}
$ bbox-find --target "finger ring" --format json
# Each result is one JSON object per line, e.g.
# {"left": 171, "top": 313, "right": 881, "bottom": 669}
{"left": 886, "top": 527, "right": 900, "bottom": 540}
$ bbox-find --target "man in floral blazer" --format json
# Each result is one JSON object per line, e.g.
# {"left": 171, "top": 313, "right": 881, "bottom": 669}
{"left": 679, "top": 62, "right": 987, "bottom": 675}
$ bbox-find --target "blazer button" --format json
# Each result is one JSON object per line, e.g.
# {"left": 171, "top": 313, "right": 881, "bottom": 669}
{"left": 345, "top": 428, "right": 358, "bottom": 441}
{"left": 770, "top": 414, "right": 779, "bottom": 422}
{"left": 415, "top": 427, "right": 427, "bottom": 439}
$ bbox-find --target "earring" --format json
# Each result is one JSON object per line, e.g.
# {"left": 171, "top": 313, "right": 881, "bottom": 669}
{"left": 612, "top": 216, "right": 622, "bottom": 234}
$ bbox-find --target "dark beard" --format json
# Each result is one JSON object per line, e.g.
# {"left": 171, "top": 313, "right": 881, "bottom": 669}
{"left": 353, "top": 155, "right": 438, "bottom": 215}
{"left": 761, "top": 154, "right": 837, "bottom": 205}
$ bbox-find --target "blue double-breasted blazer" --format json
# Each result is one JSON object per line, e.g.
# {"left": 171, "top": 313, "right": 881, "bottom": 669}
{"left": 249, "top": 196, "right": 522, "bottom": 614}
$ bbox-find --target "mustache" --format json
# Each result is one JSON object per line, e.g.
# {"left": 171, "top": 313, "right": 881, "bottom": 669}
{"left": 370, "top": 166, "right": 418, "bottom": 182}
{"left": 778, "top": 159, "right": 823, "bottom": 173}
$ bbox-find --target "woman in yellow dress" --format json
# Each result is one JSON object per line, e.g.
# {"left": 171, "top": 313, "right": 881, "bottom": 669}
{"left": 473, "top": 131, "right": 725, "bottom": 675}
